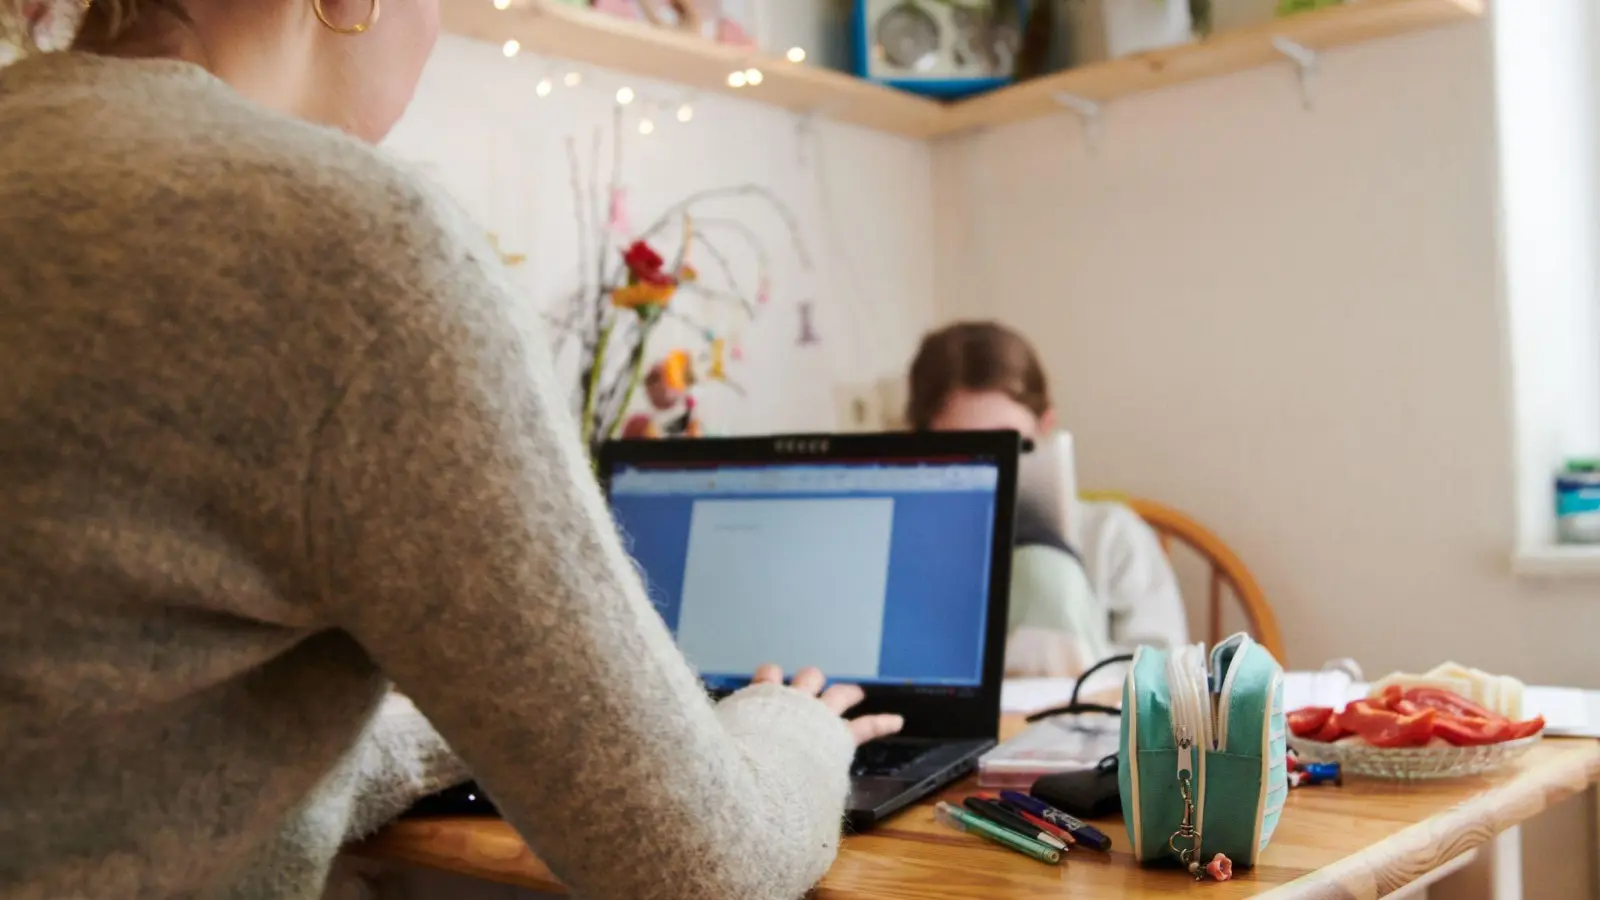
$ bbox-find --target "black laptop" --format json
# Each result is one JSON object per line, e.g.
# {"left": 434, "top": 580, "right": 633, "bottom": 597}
{"left": 602, "top": 431, "right": 1018, "bottom": 829}
{"left": 403, "top": 430, "right": 1019, "bottom": 831}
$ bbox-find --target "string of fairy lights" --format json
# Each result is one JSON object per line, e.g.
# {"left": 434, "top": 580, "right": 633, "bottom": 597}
{"left": 486, "top": 0, "right": 812, "bottom": 136}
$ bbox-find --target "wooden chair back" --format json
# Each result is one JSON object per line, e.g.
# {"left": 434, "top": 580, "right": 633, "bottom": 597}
{"left": 1121, "top": 497, "right": 1286, "bottom": 666}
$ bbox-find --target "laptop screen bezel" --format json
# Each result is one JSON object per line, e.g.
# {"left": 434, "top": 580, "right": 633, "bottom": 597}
{"left": 598, "top": 430, "right": 1018, "bottom": 741}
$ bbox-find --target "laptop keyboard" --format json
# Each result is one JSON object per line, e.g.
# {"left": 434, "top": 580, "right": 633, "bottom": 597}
{"left": 850, "top": 742, "right": 935, "bottom": 778}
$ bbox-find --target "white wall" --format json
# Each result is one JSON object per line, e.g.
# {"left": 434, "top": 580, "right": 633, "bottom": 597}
{"left": 385, "top": 35, "right": 941, "bottom": 436}
{"left": 935, "top": 21, "right": 1600, "bottom": 688}
{"left": 936, "top": 24, "right": 1598, "bottom": 896}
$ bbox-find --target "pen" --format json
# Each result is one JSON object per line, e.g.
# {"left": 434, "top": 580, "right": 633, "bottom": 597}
{"left": 934, "top": 802, "right": 1061, "bottom": 865}
{"left": 963, "top": 797, "right": 1070, "bottom": 852}
{"left": 1001, "top": 791, "right": 1114, "bottom": 852}
{"left": 997, "top": 800, "right": 1076, "bottom": 845}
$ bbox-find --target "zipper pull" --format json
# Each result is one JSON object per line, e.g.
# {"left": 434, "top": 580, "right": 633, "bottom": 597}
{"left": 1175, "top": 735, "right": 1193, "bottom": 778}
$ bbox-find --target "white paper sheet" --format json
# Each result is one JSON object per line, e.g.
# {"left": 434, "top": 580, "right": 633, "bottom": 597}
{"left": 1281, "top": 670, "right": 1365, "bottom": 712}
{"left": 1525, "top": 686, "right": 1600, "bottom": 737}
{"left": 1001, "top": 667, "right": 1129, "bottom": 714}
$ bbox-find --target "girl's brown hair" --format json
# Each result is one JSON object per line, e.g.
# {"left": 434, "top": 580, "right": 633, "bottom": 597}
{"left": 905, "top": 321, "right": 1051, "bottom": 430}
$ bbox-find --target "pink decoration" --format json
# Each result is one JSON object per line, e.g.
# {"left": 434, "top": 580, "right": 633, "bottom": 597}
{"left": 592, "top": 0, "right": 642, "bottom": 19}
{"left": 715, "top": 17, "right": 756, "bottom": 48}
{"left": 608, "top": 188, "right": 633, "bottom": 238}
{"left": 620, "top": 414, "right": 656, "bottom": 439}
{"left": 730, "top": 344, "right": 744, "bottom": 361}
{"left": 756, "top": 281, "right": 771, "bottom": 305}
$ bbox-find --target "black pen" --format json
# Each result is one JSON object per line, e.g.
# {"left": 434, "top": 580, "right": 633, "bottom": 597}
{"left": 963, "top": 798, "right": 1070, "bottom": 853}
{"left": 1002, "top": 791, "right": 1114, "bottom": 852}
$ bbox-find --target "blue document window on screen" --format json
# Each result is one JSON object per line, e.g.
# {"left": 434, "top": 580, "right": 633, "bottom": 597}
{"left": 609, "top": 460, "right": 999, "bottom": 691}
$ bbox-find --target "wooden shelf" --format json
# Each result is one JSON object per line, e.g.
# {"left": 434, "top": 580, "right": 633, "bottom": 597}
{"left": 442, "top": 0, "right": 1485, "bottom": 141}
{"left": 940, "top": 0, "right": 1485, "bottom": 135}
{"left": 441, "top": 0, "right": 949, "bottom": 139}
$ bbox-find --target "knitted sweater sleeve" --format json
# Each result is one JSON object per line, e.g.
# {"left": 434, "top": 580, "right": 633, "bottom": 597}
{"left": 301, "top": 180, "right": 855, "bottom": 900}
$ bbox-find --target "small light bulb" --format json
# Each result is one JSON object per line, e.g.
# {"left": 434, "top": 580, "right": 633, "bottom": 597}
{"left": 615, "top": 87, "right": 635, "bottom": 105}
{"left": 501, "top": 39, "right": 520, "bottom": 57}
{"left": 727, "top": 71, "right": 747, "bottom": 88}
{"left": 563, "top": 71, "right": 581, "bottom": 87}
{"left": 492, "top": 0, "right": 510, "bottom": 9}
{"left": 638, "top": 118, "right": 656, "bottom": 135}
{"left": 676, "top": 103, "right": 694, "bottom": 123}
{"left": 744, "top": 67, "right": 764, "bottom": 85}
{"left": 786, "top": 46, "right": 806, "bottom": 63}
{"left": 535, "top": 78, "right": 553, "bottom": 97}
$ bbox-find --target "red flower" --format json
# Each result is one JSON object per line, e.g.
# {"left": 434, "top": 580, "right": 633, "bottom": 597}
{"left": 622, "top": 240, "right": 665, "bottom": 277}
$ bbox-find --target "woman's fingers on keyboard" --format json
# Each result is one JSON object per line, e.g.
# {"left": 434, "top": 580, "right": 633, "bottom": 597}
{"left": 849, "top": 714, "right": 906, "bottom": 746}
{"left": 790, "top": 667, "right": 826, "bottom": 696}
{"left": 819, "top": 683, "right": 864, "bottom": 714}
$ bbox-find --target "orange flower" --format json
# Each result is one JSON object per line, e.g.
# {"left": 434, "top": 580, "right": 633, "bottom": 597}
{"left": 611, "top": 282, "right": 677, "bottom": 311}
{"left": 660, "top": 349, "right": 695, "bottom": 392}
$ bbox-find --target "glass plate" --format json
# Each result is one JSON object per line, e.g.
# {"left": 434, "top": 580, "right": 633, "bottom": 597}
{"left": 1288, "top": 732, "right": 1543, "bottom": 780}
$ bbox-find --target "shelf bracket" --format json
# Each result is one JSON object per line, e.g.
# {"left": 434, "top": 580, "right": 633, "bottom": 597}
{"left": 1052, "top": 92, "right": 1104, "bottom": 152}
{"left": 1271, "top": 35, "right": 1319, "bottom": 110}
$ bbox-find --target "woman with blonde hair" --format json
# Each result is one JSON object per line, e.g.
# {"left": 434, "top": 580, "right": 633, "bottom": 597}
{"left": 0, "top": 2, "right": 899, "bottom": 898}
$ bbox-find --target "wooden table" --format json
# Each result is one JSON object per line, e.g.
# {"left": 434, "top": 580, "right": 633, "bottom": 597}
{"left": 351, "top": 731, "right": 1600, "bottom": 899}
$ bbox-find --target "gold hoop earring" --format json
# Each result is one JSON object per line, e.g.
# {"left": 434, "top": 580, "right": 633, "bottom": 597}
{"left": 312, "top": 0, "right": 380, "bottom": 34}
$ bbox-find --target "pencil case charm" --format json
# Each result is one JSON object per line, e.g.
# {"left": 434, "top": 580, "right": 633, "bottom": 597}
{"left": 1117, "top": 633, "right": 1287, "bottom": 873}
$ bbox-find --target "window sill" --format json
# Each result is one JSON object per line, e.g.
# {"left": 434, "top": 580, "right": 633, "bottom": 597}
{"left": 1513, "top": 545, "right": 1600, "bottom": 579}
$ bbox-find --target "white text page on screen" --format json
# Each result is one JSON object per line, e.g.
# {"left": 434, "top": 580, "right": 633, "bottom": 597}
{"left": 674, "top": 497, "right": 895, "bottom": 679}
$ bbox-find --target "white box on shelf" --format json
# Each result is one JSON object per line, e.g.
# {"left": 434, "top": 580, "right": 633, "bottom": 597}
{"left": 1064, "top": 0, "right": 1195, "bottom": 65}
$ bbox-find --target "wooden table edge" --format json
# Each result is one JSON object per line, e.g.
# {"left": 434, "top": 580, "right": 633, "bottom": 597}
{"left": 347, "top": 739, "right": 1600, "bottom": 899}
{"left": 1256, "top": 739, "right": 1600, "bottom": 899}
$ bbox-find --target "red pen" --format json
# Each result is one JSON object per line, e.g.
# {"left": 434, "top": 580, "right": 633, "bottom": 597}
{"left": 1005, "top": 803, "right": 1077, "bottom": 845}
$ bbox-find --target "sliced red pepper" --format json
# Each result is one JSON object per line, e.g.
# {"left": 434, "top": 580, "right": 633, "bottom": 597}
{"left": 1311, "top": 717, "right": 1347, "bottom": 743}
{"left": 1372, "top": 684, "right": 1405, "bottom": 712}
{"left": 1288, "top": 706, "right": 1335, "bottom": 738}
{"left": 1335, "top": 701, "right": 1436, "bottom": 748}
{"left": 1432, "top": 714, "right": 1511, "bottom": 746}
{"left": 1403, "top": 687, "right": 1505, "bottom": 722}
{"left": 1506, "top": 717, "right": 1545, "bottom": 740}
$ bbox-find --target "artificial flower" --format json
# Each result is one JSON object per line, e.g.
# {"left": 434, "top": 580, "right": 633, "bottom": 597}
{"left": 707, "top": 338, "right": 727, "bottom": 381}
{"left": 622, "top": 240, "right": 669, "bottom": 281}
{"left": 1205, "top": 854, "right": 1233, "bottom": 882}
{"left": 660, "top": 349, "right": 695, "bottom": 392}
{"left": 610, "top": 282, "right": 677, "bottom": 311}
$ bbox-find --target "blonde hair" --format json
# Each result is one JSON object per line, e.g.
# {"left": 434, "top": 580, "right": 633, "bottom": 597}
{"left": 0, "top": 0, "right": 187, "bottom": 56}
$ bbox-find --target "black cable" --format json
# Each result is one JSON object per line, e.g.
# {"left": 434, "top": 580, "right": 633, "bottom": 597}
{"left": 1023, "top": 653, "right": 1135, "bottom": 723}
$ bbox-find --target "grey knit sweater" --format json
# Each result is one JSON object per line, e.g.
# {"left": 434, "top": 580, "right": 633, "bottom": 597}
{"left": 0, "top": 53, "right": 855, "bottom": 900}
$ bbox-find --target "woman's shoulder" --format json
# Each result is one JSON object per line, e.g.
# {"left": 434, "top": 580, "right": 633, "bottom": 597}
{"left": 6, "top": 53, "right": 468, "bottom": 264}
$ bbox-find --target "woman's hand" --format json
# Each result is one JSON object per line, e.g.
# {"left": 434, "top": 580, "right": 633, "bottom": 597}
{"left": 752, "top": 664, "right": 904, "bottom": 746}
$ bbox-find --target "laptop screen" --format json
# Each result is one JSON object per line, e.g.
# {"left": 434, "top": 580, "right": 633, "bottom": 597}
{"left": 609, "top": 456, "right": 1001, "bottom": 692}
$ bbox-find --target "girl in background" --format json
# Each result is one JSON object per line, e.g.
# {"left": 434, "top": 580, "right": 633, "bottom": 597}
{"left": 907, "top": 322, "right": 1189, "bottom": 673}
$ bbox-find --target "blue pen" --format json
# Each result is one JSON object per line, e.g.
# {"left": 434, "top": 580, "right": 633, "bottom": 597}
{"left": 1000, "top": 791, "right": 1113, "bottom": 852}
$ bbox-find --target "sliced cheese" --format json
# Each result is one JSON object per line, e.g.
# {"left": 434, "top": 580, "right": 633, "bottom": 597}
{"left": 1385, "top": 664, "right": 1525, "bottom": 718}
{"left": 1497, "top": 675, "right": 1525, "bottom": 719}
{"left": 1367, "top": 672, "right": 1474, "bottom": 702}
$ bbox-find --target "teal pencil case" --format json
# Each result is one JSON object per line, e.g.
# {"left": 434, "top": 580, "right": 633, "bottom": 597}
{"left": 1117, "top": 633, "right": 1287, "bottom": 875}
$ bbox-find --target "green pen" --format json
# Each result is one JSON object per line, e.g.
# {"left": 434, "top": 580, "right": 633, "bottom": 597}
{"left": 934, "top": 801, "right": 1061, "bottom": 865}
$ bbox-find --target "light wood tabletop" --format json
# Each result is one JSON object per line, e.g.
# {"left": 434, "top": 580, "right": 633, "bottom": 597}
{"left": 350, "top": 728, "right": 1600, "bottom": 899}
